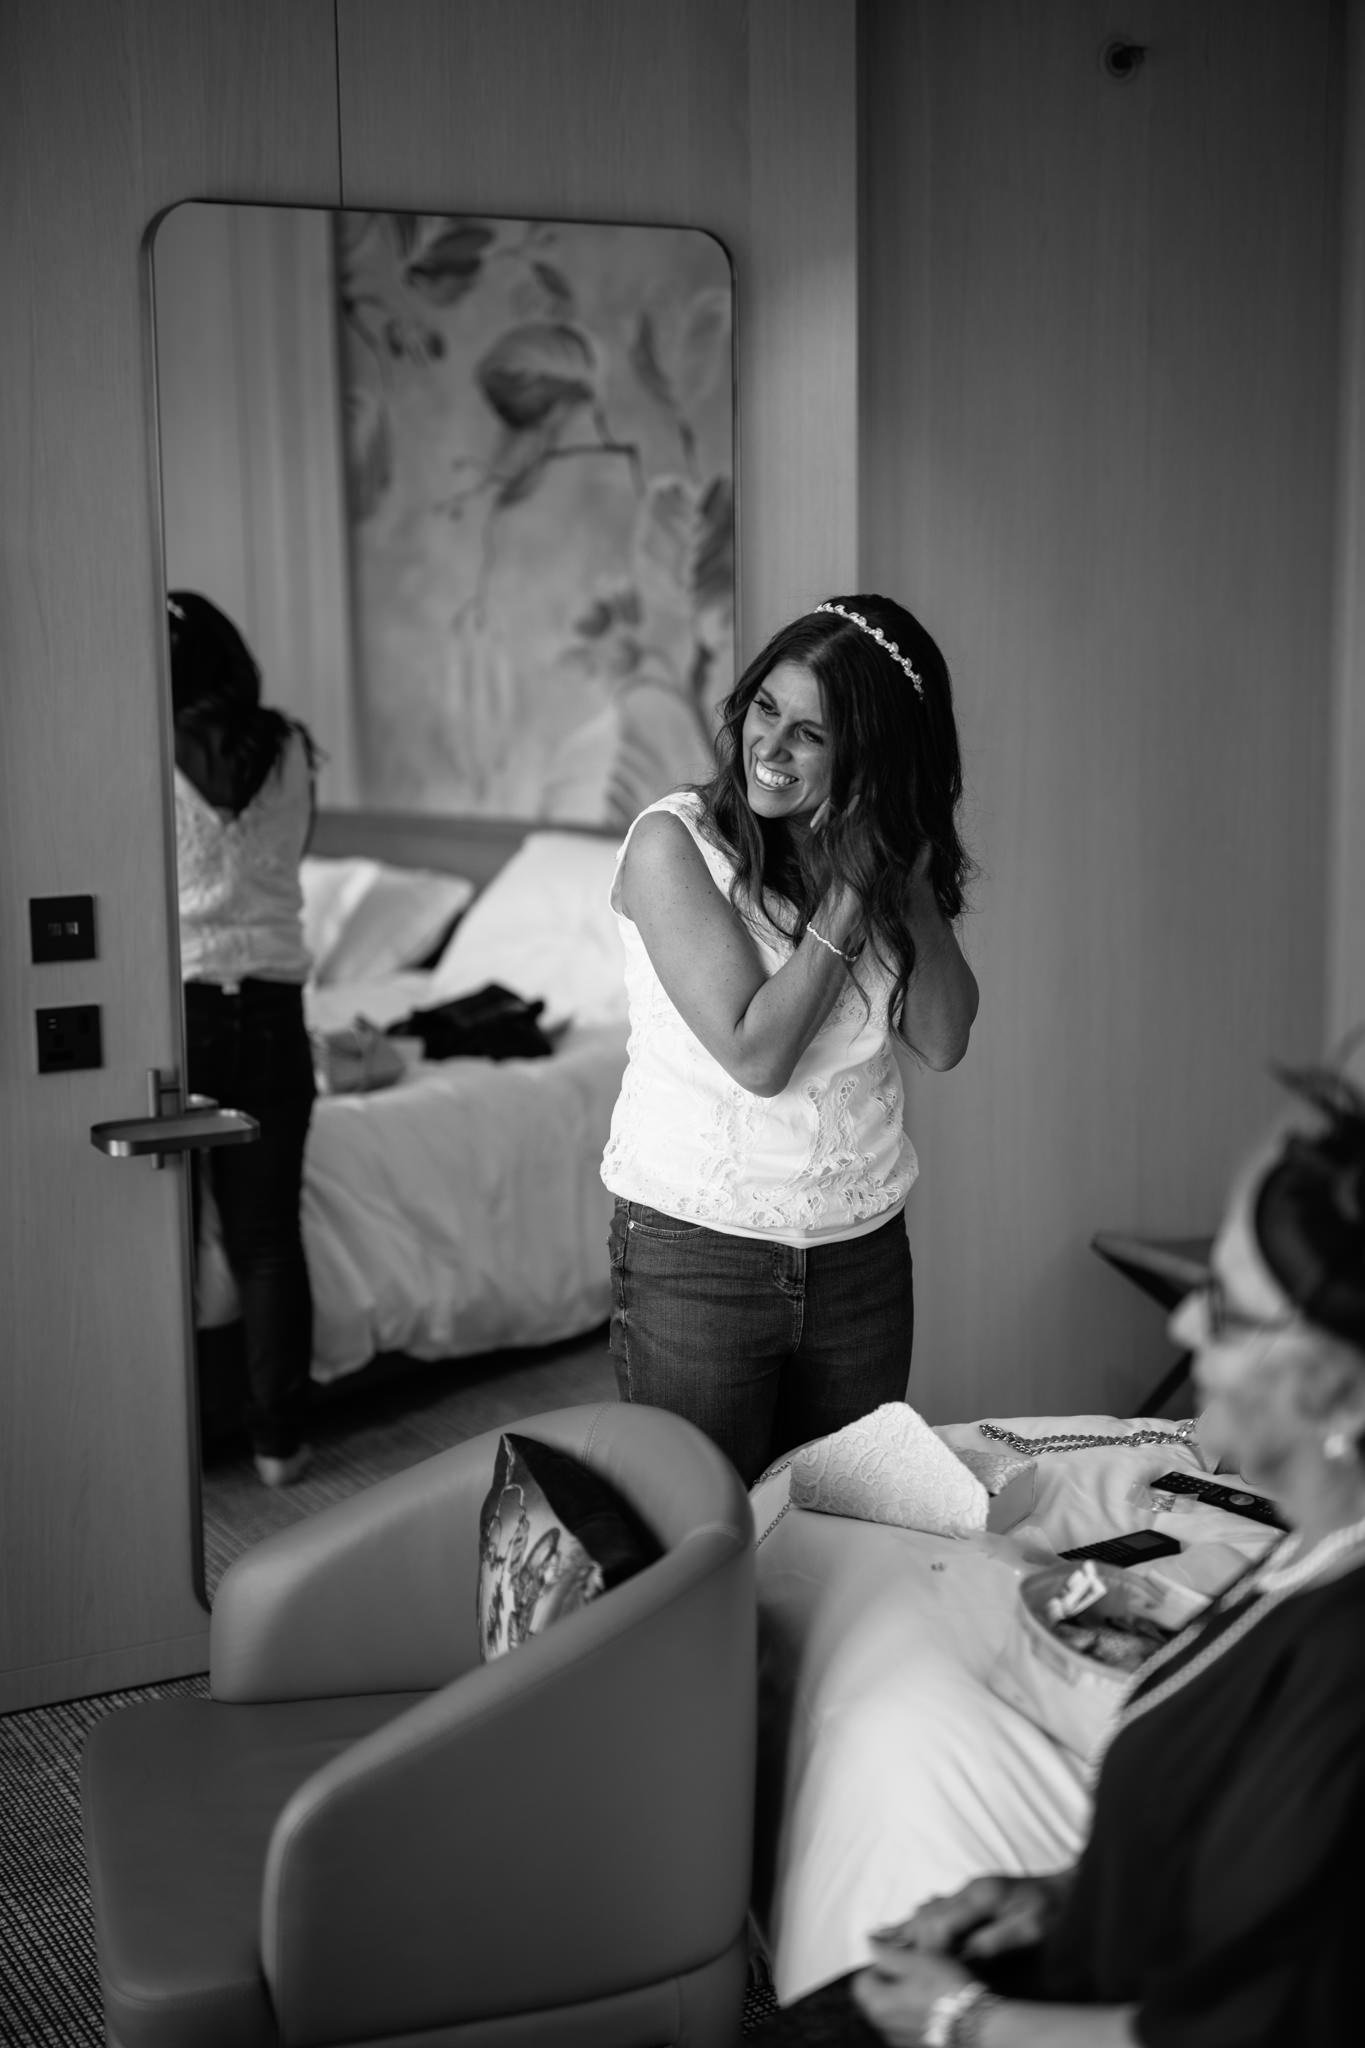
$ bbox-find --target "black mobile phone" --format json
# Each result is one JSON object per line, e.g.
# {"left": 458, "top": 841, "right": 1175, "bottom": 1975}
{"left": 1057, "top": 1529, "right": 1183, "bottom": 1567}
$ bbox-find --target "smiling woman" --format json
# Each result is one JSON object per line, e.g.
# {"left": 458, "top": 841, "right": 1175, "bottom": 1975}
{"left": 599, "top": 592, "right": 980, "bottom": 1485}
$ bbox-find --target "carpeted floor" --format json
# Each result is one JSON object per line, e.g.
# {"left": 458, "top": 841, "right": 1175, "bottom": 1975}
{"left": 199, "top": 1323, "right": 620, "bottom": 1596}
{"left": 0, "top": 1329, "right": 781, "bottom": 2044}
{"left": 0, "top": 1674, "right": 210, "bottom": 2047}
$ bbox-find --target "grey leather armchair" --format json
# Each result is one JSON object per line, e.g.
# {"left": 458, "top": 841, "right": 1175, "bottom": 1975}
{"left": 81, "top": 1402, "right": 756, "bottom": 2048}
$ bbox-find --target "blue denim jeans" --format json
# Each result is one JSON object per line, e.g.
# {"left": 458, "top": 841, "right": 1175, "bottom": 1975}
{"left": 185, "top": 978, "right": 316, "bottom": 1458}
{"left": 607, "top": 1198, "right": 914, "bottom": 1487}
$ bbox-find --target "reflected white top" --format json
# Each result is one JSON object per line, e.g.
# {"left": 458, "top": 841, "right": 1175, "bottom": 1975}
{"left": 175, "top": 729, "right": 312, "bottom": 985}
{"left": 600, "top": 790, "right": 918, "bottom": 1246}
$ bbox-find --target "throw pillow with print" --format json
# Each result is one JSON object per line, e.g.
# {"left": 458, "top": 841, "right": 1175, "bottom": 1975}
{"left": 476, "top": 1432, "right": 662, "bottom": 1661}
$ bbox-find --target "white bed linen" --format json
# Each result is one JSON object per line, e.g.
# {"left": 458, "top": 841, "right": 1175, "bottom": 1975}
{"left": 752, "top": 1412, "right": 1280, "bottom": 2005}
{"left": 197, "top": 970, "right": 627, "bottom": 1382}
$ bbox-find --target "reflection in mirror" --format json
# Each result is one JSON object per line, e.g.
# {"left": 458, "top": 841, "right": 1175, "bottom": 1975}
{"left": 150, "top": 204, "right": 736, "bottom": 1591}
{"left": 153, "top": 202, "right": 736, "bottom": 821}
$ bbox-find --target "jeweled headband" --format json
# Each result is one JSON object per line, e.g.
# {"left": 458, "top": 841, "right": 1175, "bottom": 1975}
{"left": 815, "top": 602, "right": 924, "bottom": 698}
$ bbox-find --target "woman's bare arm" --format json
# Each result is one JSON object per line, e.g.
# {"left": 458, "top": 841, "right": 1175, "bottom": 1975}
{"left": 975, "top": 2001, "right": 1137, "bottom": 2047}
{"left": 895, "top": 866, "right": 979, "bottom": 1071}
{"left": 620, "top": 810, "right": 859, "bottom": 1097}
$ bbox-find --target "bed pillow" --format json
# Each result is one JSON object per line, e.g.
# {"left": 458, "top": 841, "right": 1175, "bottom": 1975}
{"left": 428, "top": 830, "right": 627, "bottom": 1028}
{"left": 301, "top": 856, "right": 475, "bottom": 986}
{"left": 476, "top": 1431, "right": 662, "bottom": 1661}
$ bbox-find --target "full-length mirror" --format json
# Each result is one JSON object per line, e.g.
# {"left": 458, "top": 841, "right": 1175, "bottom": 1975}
{"left": 149, "top": 202, "right": 736, "bottom": 1589}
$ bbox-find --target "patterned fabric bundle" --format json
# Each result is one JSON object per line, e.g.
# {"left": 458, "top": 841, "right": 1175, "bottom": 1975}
{"left": 790, "top": 1402, "right": 1029, "bottom": 1538}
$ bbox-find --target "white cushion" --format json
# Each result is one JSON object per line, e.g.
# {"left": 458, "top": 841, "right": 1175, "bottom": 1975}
{"left": 429, "top": 830, "right": 628, "bottom": 1028}
{"left": 301, "top": 858, "right": 474, "bottom": 987}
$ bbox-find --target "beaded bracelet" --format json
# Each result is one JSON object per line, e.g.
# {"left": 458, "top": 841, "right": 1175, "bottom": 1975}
{"left": 923, "top": 1983, "right": 1002, "bottom": 2047}
{"left": 923, "top": 1982, "right": 984, "bottom": 2046}
{"left": 807, "top": 924, "right": 857, "bottom": 963}
{"left": 951, "top": 1988, "right": 1002, "bottom": 2046}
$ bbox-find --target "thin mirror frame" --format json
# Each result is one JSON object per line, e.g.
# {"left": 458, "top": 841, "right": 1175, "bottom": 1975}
{"left": 141, "top": 198, "right": 739, "bottom": 1604}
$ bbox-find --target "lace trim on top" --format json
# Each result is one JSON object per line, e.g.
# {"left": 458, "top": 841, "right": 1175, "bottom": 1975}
{"left": 600, "top": 790, "right": 919, "bottom": 1243}
{"left": 176, "top": 729, "right": 312, "bottom": 983}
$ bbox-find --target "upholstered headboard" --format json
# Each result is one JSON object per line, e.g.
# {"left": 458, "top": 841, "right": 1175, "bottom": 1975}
{"left": 309, "top": 808, "right": 619, "bottom": 892}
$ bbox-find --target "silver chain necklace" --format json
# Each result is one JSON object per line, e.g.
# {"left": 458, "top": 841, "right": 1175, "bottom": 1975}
{"left": 978, "top": 1418, "right": 1199, "bottom": 1455}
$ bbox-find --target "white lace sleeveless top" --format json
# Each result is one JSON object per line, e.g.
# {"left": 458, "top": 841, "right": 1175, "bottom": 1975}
{"left": 600, "top": 791, "right": 919, "bottom": 1246}
{"left": 175, "top": 729, "right": 312, "bottom": 985}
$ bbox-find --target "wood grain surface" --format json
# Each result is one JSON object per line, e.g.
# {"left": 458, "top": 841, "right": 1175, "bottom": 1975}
{"left": 862, "top": 0, "right": 1339, "bottom": 1419}
{"left": 0, "top": 0, "right": 341, "bottom": 1710}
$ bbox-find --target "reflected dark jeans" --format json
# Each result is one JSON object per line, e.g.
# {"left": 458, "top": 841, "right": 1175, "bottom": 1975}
{"left": 185, "top": 978, "right": 316, "bottom": 1458}
{"left": 607, "top": 1199, "right": 914, "bottom": 1487}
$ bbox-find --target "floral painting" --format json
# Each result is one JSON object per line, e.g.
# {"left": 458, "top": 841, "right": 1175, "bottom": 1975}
{"left": 337, "top": 211, "right": 736, "bottom": 825}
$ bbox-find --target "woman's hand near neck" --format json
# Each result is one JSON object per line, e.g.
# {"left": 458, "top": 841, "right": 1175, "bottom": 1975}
{"left": 796, "top": 803, "right": 865, "bottom": 954}
{"left": 621, "top": 809, "right": 866, "bottom": 1097}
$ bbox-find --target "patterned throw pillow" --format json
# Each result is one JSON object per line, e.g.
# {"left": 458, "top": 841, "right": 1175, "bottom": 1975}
{"left": 476, "top": 1432, "right": 662, "bottom": 1661}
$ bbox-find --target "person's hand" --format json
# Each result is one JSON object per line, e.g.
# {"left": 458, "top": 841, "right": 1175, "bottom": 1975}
{"left": 868, "top": 1873, "right": 1062, "bottom": 1960}
{"left": 851, "top": 1946, "right": 976, "bottom": 2046}
{"left": 806, "top": 797, "right": 865, "bottom": 949}
{"left": 809, "top": 790, "right": 864, "bottom": 853}
{"left": 908, "top": 836, "right": 934, "bottom": 893}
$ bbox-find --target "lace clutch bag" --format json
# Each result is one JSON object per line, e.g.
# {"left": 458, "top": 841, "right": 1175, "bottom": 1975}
{"left": 790, "top": 1402, "right": 1036, "bottom": 1538}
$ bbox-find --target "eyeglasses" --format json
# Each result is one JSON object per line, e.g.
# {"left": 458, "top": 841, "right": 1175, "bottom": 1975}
{"left": 1193, "top": 1274, "right": 1301, "bottom": 1342}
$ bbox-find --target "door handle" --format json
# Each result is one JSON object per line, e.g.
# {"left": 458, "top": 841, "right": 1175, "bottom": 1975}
{"left": 90, "top": 1068, "right": 260, "bottom": 1165}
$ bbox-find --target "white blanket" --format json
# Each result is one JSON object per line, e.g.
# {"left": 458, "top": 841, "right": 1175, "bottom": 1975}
{"left": 197, "top": 971, "right": 627, "bottom": 1382}
{"left": 752, "top": 1412, "right": 1280, "bottom": 2005}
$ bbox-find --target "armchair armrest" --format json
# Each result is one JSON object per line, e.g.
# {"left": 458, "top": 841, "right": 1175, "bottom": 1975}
{"left": 211, "top": 1433, "right": 500, "bottom": 1701}
{"left": 260, "top": 1526, "right": 756, "bottom": 2044}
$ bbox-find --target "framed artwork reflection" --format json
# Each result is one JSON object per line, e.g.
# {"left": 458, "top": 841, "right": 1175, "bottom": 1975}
{"left": 336, "top": 210, "right": 736, "bottom": 825}
{"left": 149, "top": 201, "right": 736, "bottom": 829}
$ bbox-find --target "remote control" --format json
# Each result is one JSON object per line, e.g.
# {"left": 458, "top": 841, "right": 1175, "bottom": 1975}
{"left": 1150, "top": 1471, "right": 1287, "bottom": 1530}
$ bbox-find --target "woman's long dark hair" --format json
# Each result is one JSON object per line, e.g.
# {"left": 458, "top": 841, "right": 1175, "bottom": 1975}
{"left": 697, "top": 594, "right": 973, "bottom": 1030}
{"left": 1254, "top": 1045, "right": 1365, "bottom": 1354}
{"left": 168, "top": 590, "right": 317, "bottom": 814}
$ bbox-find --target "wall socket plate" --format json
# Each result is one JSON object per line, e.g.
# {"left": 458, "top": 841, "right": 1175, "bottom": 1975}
{"left": 35, "top": 1004, "right": 103, "bottom": 1073}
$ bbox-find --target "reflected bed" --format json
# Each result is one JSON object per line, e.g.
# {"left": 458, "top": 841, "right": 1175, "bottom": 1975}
{"left": 195, "top": 809, "right": 628, "bottom": 1390}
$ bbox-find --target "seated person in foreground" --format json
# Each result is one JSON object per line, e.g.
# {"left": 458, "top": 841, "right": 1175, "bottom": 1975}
{"left": 754, "top": 1055, "right": 1365, "bottom": 2047}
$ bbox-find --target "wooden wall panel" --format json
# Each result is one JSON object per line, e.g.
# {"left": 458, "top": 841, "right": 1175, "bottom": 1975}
{"left": 0, "top": 0, "right": 340, "bottom": 1711}
{"left": 153, "top": 203, "right": 359, "bottom": 799}
{"left": 861, "top": 0, "right": 1340, "bottom": 1420}
{"left": 334, "top": 0, "right": 860, "bottom": 656}
{"left": 1330, "top": 0, "right": 1365, "bottom": 1053}
{"left": 0, "top": 0, "right": 1348, "bottom": 1707}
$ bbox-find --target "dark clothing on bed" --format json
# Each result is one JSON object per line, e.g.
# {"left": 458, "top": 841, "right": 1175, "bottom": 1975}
{"left": 751, "top": 1559, "right": 1365, "bottom": 2046}
{"left": 1038, "top": 1556, "right": 1365, "bottom": 2045}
